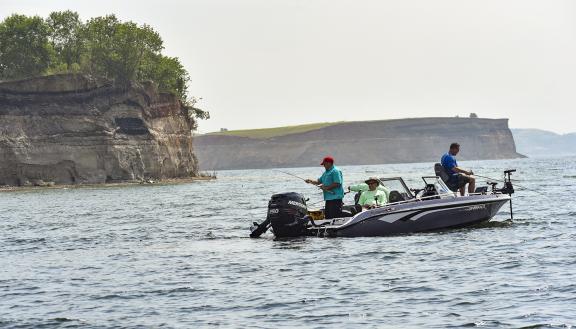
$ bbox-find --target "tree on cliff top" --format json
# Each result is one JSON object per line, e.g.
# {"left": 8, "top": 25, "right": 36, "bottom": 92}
{"left": 0, "top": 14, "right": 52, "bottom": 79}
{"left": 81, "top": 15, "right": 163, "bottom": 85}
{"left": 46, "top": 10, "right": 83, "bottom": 71}
{"left": 0, "top": 11, "right": 208, "bottom": 126}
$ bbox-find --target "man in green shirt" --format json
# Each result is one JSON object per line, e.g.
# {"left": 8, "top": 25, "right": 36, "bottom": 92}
{"left": 351, "top": 177, "right": 388, "bottom": 209}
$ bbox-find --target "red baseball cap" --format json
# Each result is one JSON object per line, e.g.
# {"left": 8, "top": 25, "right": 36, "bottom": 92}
{"left": 320, "top": 156, "right": 334, "bottom": 165}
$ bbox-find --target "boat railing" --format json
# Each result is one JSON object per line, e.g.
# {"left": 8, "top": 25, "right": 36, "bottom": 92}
{"left": 375, "top": 189, "right": 504, "bottom": 209}
{"left": 380, "top": 192, "right": 456, "bottom": 208}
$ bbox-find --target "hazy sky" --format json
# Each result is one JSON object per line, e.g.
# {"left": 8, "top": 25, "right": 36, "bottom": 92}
{"left": 2, "top": 0, "right": 575, "bottom": 133}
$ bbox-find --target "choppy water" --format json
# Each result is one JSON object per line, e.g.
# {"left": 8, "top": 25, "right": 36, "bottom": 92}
{"left": 1, "top": 156, "right": 576, "bottom": 328}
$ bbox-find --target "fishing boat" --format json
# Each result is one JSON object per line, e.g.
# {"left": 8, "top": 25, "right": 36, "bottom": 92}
{"left": 250, "top": 170, "right": 516, "bottom": 238}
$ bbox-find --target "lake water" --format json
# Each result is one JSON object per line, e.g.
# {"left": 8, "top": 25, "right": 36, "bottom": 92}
{"left": 1, "top": 156, "right": 576, "bottom": 328}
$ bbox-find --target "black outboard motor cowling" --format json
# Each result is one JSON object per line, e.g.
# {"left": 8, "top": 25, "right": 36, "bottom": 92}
{"left": 268, "top": 192, "right": 309, "bottom": 237}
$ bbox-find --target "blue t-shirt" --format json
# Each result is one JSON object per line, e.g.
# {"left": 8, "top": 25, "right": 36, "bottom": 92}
{"left": 318, "top": 165, "right": 344, "bottom": 200}
{"left": 441, "top": 152, "right": 458, "bottom": 178}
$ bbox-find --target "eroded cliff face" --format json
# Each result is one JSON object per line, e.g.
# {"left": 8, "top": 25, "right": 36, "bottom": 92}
{"left": 195, "top": 118, "right": 525, "bottom": 170}
{"left": 0, "top": 74, "right": 198, "bottom": 186}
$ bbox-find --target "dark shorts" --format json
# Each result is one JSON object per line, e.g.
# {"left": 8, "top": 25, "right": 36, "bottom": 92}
{"left": 447, "top": 174, "right": 471, "bottom": 191}
{"left": 324, "top": 199, "right": 343, "bottom": 219}
{"left": 456, "top": 174, "right": 471, "bottom": 188}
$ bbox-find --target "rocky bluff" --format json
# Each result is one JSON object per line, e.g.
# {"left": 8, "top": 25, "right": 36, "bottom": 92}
{"left": 0, "top": 74, "right": 198, "bottom": 186}
{"left": 195, "top": 118, "right": 525, "bottom": 170}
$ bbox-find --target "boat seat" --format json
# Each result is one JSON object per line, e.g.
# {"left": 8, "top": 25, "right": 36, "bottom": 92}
{"left": 342, "top": 204, "right": 362, "bottom": 217}
{"left": 354, "top": 191, "right": 362, "bottom": 205}
{"left": 434, "top": 163, "right": 459, "bottom": 192}
{"left": 388, "top": 190, "right": 405, "bottom": 203}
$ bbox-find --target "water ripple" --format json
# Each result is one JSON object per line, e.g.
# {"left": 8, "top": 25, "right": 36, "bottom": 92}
{"left": 1, "top": 157, "right": 576, "bottom": 328}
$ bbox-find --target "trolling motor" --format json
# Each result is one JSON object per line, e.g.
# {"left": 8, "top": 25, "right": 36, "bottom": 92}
{"left": 494, "top": 169, "right": 516, "bottom": 220}
{"left": 496, "top": 169, "right": 516, "bottom": 195}
{"left": 250, "top": 192, "right": 309, "bottom": 238}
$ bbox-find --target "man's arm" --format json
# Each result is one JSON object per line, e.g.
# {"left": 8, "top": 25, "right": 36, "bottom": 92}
{"left": 321, "top": 182, "right": 341, "bottom": 191}
{"left": 377, "top": 191, "right": 387, "bottom": 204}
{"left": 452, "top": 166, "right": 473, "bottom": 175}
{"left": 349, "top": 183, "right": 368, "bottom": 192}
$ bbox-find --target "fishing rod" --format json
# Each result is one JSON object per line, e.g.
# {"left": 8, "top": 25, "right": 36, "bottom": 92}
{"left": 472, "top": 172, "right": 545, "bottom": 196}
{"left": 276, "top": 170, "right": 308, "bottom": 182}
{"left": 308, "top": 191, "right": 352, "bottom": 206}
{"left": 275, "top": 170, "right": 335, "bottom": 194}
{"left": 472, "top": 173, "right": 525, "bottom": 183}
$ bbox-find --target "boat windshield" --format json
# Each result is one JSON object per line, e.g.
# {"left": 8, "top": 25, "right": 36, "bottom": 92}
{"left": 422, "top": 176, "right": 455, "bottom": 197}
{"left": 379, "top": 177, "right": 414, "bottom": 200}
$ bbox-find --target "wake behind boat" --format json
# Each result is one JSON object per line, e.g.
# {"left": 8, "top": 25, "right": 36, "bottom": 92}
{"left": 250, "top": 170, "right": 516, "bottom": 238}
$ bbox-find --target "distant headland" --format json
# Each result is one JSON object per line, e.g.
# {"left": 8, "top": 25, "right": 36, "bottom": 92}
{"left": 194, "top": 117, "right": 525, "bottom": 170}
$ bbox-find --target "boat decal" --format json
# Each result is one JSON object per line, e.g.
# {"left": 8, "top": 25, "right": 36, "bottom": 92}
{"left": 375, "top": 211, "right": 417, "bottom": 223}
{"left": 342, "top": 197, "right": 508, "bottom": 228}
{"left": 407, "top": 204, "right": 488, "bottom": 222}
{"left": 287, "top": 200, "right": 307, "bottom": 209}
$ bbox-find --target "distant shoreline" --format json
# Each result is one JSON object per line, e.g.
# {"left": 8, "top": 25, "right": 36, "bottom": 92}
{"left": 0, "top": 176, "right": 215, "bottom": 193}
{"left": 194, "top": 117, "right": 524, "bottom": 170}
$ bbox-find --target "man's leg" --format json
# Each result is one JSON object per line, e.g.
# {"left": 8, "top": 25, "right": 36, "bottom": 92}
{"left": 324, "top": 200, "right": 334, "bottom": 219}
{"left": 458, "top": 175, "right": 467, "bottom": 196}
{"left": 467, "top": 176, "right": 476, "bottom": 194}
{"left": 324, "top": 199, "right": 343, "bottom": 219}
{"left": 458, "top": 174, "right": 473, "bottom": 196}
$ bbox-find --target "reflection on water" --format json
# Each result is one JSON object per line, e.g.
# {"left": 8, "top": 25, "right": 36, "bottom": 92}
{"left": 1, "top": 156, "right": 575, "bottom": 328}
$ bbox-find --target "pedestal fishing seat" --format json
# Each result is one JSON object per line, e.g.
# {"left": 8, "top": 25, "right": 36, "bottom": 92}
{"left": 434, "top": 163, "right": 459, "bottom": 192}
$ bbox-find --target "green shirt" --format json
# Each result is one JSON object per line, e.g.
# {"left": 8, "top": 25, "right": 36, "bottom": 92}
{"left": 349, "top": 183, "right": 390, "bottom": 198}
{"left": 358, "top": 189, "right": 387, "bottom": 207}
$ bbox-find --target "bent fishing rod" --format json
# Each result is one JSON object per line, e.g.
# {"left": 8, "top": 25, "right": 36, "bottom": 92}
{"left": 471, "top": 172, "right": 544, "bottom": 195}
{"left": 276, "top": 170, "right": 308, "bottom": 182}
{"left": 276, "top": 169, "right": 335, "bottom": 194}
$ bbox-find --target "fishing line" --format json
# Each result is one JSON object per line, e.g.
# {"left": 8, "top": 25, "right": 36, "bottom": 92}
{"left": 307, "top": 191, "right": 352, "bottom": 206}
{"left": 275, "top": 169, "right": 335, "bottom": 194}
{"left": 472, "top": 173, "right": 545, "bottom": 196}
{"left": 473, "top": 173, "right": 524, "bottom": 182}
{"left": 276, "top": 170, "right": 308, "bottom": 182}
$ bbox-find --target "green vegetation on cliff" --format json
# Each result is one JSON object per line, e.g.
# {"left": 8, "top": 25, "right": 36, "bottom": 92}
{"left": 209, "top": 122, "right": 340, "bottom": 139}
{"left": 0, "top": 11, "right": 208, "bottom": 123}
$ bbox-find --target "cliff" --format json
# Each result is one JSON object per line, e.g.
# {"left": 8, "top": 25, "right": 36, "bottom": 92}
{"left": 194, "top": 118, "right": 525, "bottom": 170}
{"left": 0, "top": 74, "right": 198, "bottom": 186}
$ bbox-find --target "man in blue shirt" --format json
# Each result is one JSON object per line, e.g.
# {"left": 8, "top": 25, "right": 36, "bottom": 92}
{"left": 441, "top": 143, "right": 476, "bottom": 196}
{"left": 305, "top": 156, "right": 344, "bottom": 219}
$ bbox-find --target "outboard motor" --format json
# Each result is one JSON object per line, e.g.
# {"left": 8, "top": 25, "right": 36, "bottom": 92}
{"left": 267, "top": 192, "right": 309, "bottom": 238}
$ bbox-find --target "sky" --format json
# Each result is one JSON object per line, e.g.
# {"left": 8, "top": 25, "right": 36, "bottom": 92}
{"left": 2, "top": 0, "right": 576, "bottom": 134}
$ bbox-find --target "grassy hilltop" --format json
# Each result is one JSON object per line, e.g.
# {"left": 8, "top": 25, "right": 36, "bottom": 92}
{"left": 207, "top": 122, "right": 340, "bottom": 139}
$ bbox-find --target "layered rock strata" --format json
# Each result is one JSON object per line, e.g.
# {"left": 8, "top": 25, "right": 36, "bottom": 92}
{"left": 0, "top": 74, "right": 198, "bottom": 186}
{"left": 195, "top": 118, "right": 525, "bottom": 170}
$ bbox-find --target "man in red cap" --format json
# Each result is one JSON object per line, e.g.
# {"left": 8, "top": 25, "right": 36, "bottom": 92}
{"left": 305, "top": 156, "right": 344, "bottom": 219}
